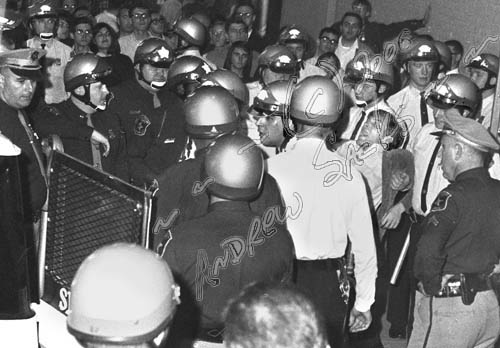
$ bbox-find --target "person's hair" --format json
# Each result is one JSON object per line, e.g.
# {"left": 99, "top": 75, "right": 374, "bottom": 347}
{"left": 129, "top": 0, "right": 151, "bottom": 16}
{"left": 225, "top": 16, "right": 247, "bottom": 33}
{"left": 224, "top": 282, "right": 328, "bottom": 348}
{"left": 71, "top": 16, "right": 93, "bottom": 33}
{"left": 235, "top": 1, "right": 256, "bottom": 14}
{"left": 445, "top": 39, "right": 464, "bottom": 55}
{"left": 91, "top": 22, "right": 121, "bottom": 55}
{"left": 224, "top": 41, "right": 253, "bottom": 82}
{"left": 341, "top": 12, "right": 362, "bottom": 25}
{"left": 319, "top": 27, "right": 339, "bottom": 39}
{"left": 352, "top": 0, "right": 372, "bottom": 13}
{"left": 367, "top": 109, "right": 405, "bottom": 150}
{"left": 316, "top": 52, "right": 341, "bottom": 78}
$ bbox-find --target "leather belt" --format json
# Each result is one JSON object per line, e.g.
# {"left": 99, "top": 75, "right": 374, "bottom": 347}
{"left": 434, "top": 273, "right": 492, "bottom": 298}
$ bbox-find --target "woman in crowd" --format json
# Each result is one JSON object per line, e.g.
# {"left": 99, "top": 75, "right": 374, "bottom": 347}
{"left": 224, "top": 41, "right": 253, "bottom": 83}
{"left": 91, "top": 22, "right": 134, "bottom": 87}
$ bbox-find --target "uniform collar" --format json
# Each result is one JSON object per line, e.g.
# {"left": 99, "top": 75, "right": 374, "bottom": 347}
{"left": 455, "top": 167, "right": 490, "bottom": 182}
{"left": 208, "top": 201, "right": 250, "bottom": 212}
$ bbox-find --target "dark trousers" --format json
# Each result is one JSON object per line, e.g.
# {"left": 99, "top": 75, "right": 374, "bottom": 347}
{"left": 295, "top": 259, "right": 346, "bottom": 348}
{"left": 386, "top": 211, "right": 423, "bottom": 335}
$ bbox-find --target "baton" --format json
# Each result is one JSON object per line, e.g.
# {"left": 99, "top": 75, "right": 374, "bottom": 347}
{"left": 390, "top": 226, "right": 411, "bottom": 285}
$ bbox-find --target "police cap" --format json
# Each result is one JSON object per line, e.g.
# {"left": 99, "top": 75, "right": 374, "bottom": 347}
{"left": 433, "top": 109, "right": 500, "bottom": 152}
{"left": 0, "top": 48, "right": 45, "bottom": 80}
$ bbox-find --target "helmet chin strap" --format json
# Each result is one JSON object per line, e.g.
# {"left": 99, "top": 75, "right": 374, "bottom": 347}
{"left": 74, "top": 85, "right": 109, "bottom": 111}
{"left": 353, "top": 97, "right": 368, "bottom": 107}
{"left": 138, "top": 66, "right": 166, "bottom": 90}
{"left": 39, "top": 32, "right": 53, "bottom": 40}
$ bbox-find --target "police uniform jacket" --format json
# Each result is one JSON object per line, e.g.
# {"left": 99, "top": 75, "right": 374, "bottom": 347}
{"left": 414, "top": 167, "right": 500, "bottom": 295}
{"left": 0, "top": 98, "right": 46, "bottom": 218}
{"left": 108, "top": 78, "right": 187, "bottom": 185}
{"left": 34, "top": 99, "right": 129, "bottom": 181}
{"left": 153, "top": 150, "right": 286, "bottom": 249}
{"left": 163, "top": 201, "right": 294, "bottom": 329}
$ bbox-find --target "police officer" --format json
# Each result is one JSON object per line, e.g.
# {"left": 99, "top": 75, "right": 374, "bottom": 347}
{"left": 67, "top": 243, "right": 181, "bottom": 348}
{"left": 0, "top": 48, "right": 47, "bottom": 223}
{"left": 107, "top": 38, "right": 187, "bottom": 186}
{"left": 278, "top": 25, "right": 326, "bottom": 82}
{"left": 33, "top": 54, "right": 128, "bottom": 180}
{"left": 166, "top": 55, "right": 213, "bottom": 100}
{"left": 250, "top": 80, "right": 295, "bottom": 156}
{"left": 465, "top": 53, "right": 499, "bottom": 129}
{"left": 408, "top": 111, "right": 500, "bottom": 348}
{"left": 153, "top": 85, "right": 285, "bottom": 250}
{"left": 161, "top": 133, "right": 294, "bottom": 346}
{"left": 173, "top": 17, "right": 215, "bottom": 69}
{"left": 384, "top": 74, "right": 481, "bottom": 339}
{"left": 387, "top": 38, "right": 439, "bottom": 144}
{"left": 26, "top": 0, "right": 71, "bottom": 105}
{"left": 339, "top": 52, "right": 397, "bottom": 141}
{"left": 267, "top": 76, "right": 377, "bottom": 348}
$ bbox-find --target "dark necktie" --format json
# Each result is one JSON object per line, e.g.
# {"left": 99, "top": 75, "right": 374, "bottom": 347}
{"left": 350, "top": 110, "right": 366, "bottom": 140}
{"left": 420, "top": 138, "right": 441, "bottom": 213}
{"left": 420, "top": 95, "right": 429, "bottom": 126}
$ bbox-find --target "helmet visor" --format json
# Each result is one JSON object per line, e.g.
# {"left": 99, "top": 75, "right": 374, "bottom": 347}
{"left": 268, "top": 58, "right": 297, "bottom": 74}
{"left": 424, "top": 84, "right": 470, "bottom": 110}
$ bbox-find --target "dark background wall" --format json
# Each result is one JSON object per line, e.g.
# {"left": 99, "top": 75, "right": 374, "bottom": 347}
{"left": 281, "top": 0, "right": 500, "bottom": 68}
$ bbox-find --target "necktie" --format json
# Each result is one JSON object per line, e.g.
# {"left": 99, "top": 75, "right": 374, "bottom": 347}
{"left": 350, "top": 110, "right": 366, "bottom": 140}
{"left": 86, "top": 114, "right": 103, "bottom": 170}
{"left": 420, "top": 95, "right": 429, "bottom": 127}
{"left": 153, "top": 93, "right": 161, "bottom": 109}
{"left": 420, "top": 138, "right": 441, "bottom": 213}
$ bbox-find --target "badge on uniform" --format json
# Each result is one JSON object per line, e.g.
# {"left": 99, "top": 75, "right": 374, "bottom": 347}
{"left": 134, "top": 114, "right": 151, "bottom": 136}
{"left": 430, "top": 191, "right": 452, "bottom": 212}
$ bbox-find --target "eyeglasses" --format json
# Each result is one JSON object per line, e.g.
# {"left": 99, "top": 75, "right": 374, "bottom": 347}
{"left": 229, "top": 28, "right": 247, "bottom": 35}
{"left": 236, "top": 12, "right": 253, "bottom": 18}
{"left": 132, "top": 13, "right": 150, "bottom": 20}
{"left": 76, "top": 29, "right": 92, "bottom": 36}
{"left": 96, "top": 31, "right": 111, "bottom": 38}
{"left": 320, "top": 36, "right": 338, "bottom": 45}
{"left": 151, "top": 18, "right": 165, "bottom": 24}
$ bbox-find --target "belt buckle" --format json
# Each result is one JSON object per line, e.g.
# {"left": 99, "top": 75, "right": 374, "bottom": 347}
{"left": 438, "top": 280, "right": 461, "bottom": 297}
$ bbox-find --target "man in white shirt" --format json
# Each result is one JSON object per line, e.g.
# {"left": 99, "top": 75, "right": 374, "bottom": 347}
{"left": 339, "top": 52, "right": 397, "bottom": 141}
{"left": 335, "top": 12, "right": 372, "bottom": 70}
{"left": 465, "top": 53, "right": 499, "bottom": 130}
{"left": 384, "top": 74, "right": 481, "bottom": 339}
{"left": 268, "top": 76, "right": 377, "bottom": 348}
{"left": 388, "top": 38, "right": 439, "bottom": 145}
{"left": 118, "top": 3, "right": 152, "bottom": 61}
{"left": 26, "top": 0, "right": 71, "bottom": 105}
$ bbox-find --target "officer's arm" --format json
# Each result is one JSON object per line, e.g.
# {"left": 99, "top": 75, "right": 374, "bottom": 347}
{"left": 347, "top": 177, "right": 377, "bottom": 313}
{"left": 31, "top": 106, "right": 94, "bottom": 141}
{"left": 414, "top": 190, "right": 459, "bottom": 295}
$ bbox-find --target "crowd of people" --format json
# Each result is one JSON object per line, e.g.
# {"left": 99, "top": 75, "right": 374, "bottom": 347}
{"left": 1, "top": 0, "right": 500, "bottom": 348}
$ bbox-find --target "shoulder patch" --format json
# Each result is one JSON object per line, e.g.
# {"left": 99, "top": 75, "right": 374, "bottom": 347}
{"left": 430, "top": 191, "right": 452, "bottom": 213}
{"left": 134, "top": 114, "right": 151, "bottom": 136}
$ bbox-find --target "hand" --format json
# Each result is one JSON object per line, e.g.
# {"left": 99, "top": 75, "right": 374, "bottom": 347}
{"left": 422, "top": 4, "right": 431, "bottom": 26}
{"left": 390, "top": 170, "right": 411, "bottom": 191}
{"left": 417, "top": 281, "right": 429, "bottom": 296}
{"left": 381, "top": 202, "right": 405, "bottom": 229}
{"left": 349, "top": 308, "right": 372, "bottom": 333}
{"left": 91, "top": 130, "right": 110, "bottom": 157}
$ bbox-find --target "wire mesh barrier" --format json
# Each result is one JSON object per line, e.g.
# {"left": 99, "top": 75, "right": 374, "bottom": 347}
{"left": 40, "top": 151, "right": 153, "bottom": 313}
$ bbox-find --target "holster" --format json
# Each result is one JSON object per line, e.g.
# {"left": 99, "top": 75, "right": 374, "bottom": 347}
{"left": 459, "top": 273, "right": 477, "bottom": 306}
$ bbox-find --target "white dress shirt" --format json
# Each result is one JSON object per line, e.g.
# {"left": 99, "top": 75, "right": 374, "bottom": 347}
{"left": 335, "top": 37, "right": 359, "bottom": 70}
{"left": 267, "top": 137, "right": 377, "bottom": 312}
{"left": 479, "top": 94, "right": 494, "bottom": 129}
{"left": 336, "top": 141, "right": 384, "bottom": 210}
{"left": 387, "top": 84, "right": 435, "bottom": 145}
{"left": 409, "top": 122, "right": 449, "bottom": 215}
{"left": 341, "top": 99, "right": 395, "bottom": 140}
{"left": 27, "top": 37, "right": 71, "bottom": 104}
